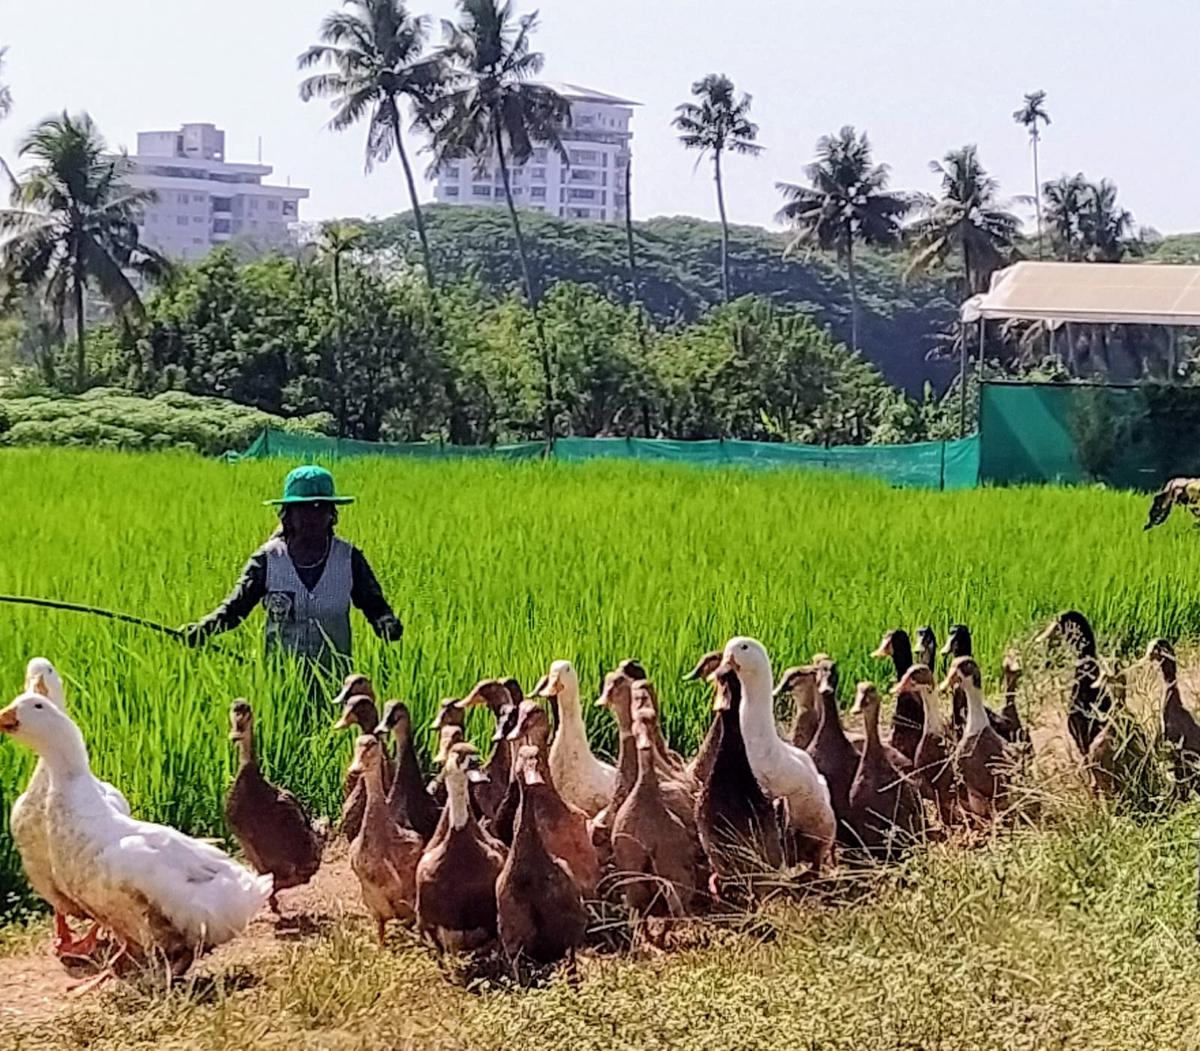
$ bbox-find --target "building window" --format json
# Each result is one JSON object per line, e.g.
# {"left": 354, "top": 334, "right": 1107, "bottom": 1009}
{"left": 532, "top": 148, "right": 547, "bottom": 163}
{"left": 213, "top": 218, "right": 231, "bottom": 233}
{"left": 443, "top": 186, "right": 460, "bottom": 197}
{"left": 570, "top": 150, "right": 598, "bottom": 165}
{"left": 249, "top": 198, "right": 259, "bottom": 211}
{"left": 211, "top": 197, "right": 231, "bottom": 212}
{"left": 472, "top": 185, "right": 492, "bottom": 197}
{"left": 281, "top": 201, "right": 296, "bottom": 217}
{"left": 530, "top": 186, "right": 546, "bottom": 199}
{"left": 192, "top": 237, "right": 204, "bottom": 245}
{"left": 532, "top": 167, "right": 545, "bottom": 180}
{"left": 568, "top": 188, "right": 596, "bottom": 201}
{"left": 177, "top": 193, "right": 189, "bottom": 205}
{"left": 193, "top": 194, "right": 206, "bottom": 203}
{"left": 194, "top": 215, "right": 204, "bottom": 223}
{"left": 577, "top": 115, "right": 594, "bottom": 126}
{"left": 442, "top": 164, "right": 459, "bottom": 180}
{"left": 569, "top": 208, "right": 590, "bottom": 219}
{"left": 267, "top": 199, "right": 279, "bottom": 212}
{"left": 177, "top": 215, "right": 189, "bottom": 226}
{"left": 570, "top": 169, "right": 595, "bottom": 183}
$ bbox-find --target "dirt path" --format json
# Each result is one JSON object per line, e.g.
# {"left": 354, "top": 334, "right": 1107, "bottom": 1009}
{"left": 0, "top": 845, "right": 365, "bottom": 1033}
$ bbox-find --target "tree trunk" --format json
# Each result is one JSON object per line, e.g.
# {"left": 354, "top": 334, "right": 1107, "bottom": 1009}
{"left": 495, "top": 124, "right": 553, "bottom": 445}
{"left": 845, "top": 229, "right": 859, "bottom": 354}
{"left": 714, "top": 149, "right": 730, "bottom": 303}
{"left": 73, "top": 248, "right": 86, "bottom": 391}
{"left": 1032, "top": 131, "right": 1044, "bottom": 262}
{"left": 332, "top": 249, "right": 347, "bottom": 436}
{"left": 623, "top": 154, "right": 639, "bottom": 306}
{"left": 391, "top": 106, "right": 437, "bottom": 289}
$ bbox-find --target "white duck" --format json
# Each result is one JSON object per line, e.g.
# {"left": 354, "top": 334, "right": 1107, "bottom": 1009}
{"left": 718, "top": 637, "right": 836, "bottom": 870}
{"left": 0, "top": 692, "right": 271, "bottom": 980}
{"left": 10, "top": 658, "right": 130, "bottom": 956}
{"left": 533, "top": 659, "right": 616, "bottom": 817}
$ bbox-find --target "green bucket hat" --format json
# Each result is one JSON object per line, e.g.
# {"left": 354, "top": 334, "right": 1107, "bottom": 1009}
{"left": 265, "top": 465, "right": 355, "bottom": 506}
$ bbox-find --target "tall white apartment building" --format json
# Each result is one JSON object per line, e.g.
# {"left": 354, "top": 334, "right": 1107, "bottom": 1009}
{"left": 431, "top": 84, "right": 636, "bottom": 222}
{"left": 123, "top": 123, "right": 309, "bottom": 261}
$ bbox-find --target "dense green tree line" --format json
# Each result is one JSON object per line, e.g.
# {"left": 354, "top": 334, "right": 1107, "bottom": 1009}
{"left": 39, "top": 248, "right": 949, "bottom": 446}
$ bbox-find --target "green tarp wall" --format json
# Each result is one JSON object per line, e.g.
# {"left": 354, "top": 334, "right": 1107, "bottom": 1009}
{"left": 238, "top": 428, "right": 981, "bottom": 491}
{"left": 979, "top": 381, "right": 1200, "bottom": 489}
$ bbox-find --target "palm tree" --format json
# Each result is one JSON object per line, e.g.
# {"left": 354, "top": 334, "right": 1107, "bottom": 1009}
{"left": 299, "top": 0, "right": 442, "bottom": 287}
{"left": 0, "top": 113, "right": 166, "bottom": 389}
{"left": 1043, "top": 173, "right": 1089, "bottom": 260}
{"left": 1013, "top": 90, "right": 1050, "bottom": 259}
{"left": 906, "top": 145, "right": 1019, "bottom": 297}
{"left": 1079, "top": 178, "right": 1135, "bottom": 262}
{"left": 672, "top": 74, "right": 761, "bottom": 303}
{"left": 776, "top": 126, "right": 909, "bottom": 354}
{"left": 314, "top": 221, "right": 364, "bottom": 432}
{"left": 420, "top": 0, "right": 569, "bottom": 443}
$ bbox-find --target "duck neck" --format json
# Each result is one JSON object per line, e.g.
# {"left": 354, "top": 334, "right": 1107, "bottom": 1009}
{"left": 634, "top": 743, "right": 660, "bottom": 800}
{"left": 921, "top": 691, "right": 947, "bottom": 737}
{"left": 446, "top": 775, "right": 472, "bottom": 830}
{"left": 1162, "top": 661, "right": 1183, "bottom": 712}
{"left": 861, "top": 703, "right": 882, "bottom": 755}
{"left": 892, "top": 633, "right": 914, "bottom": 677}
{"left": 962, "top": 681, "right": 990, "bottom": 737}
{"left": 236, "top": 731, "right": 256, "bottom": 768}
{"left": 789, "top": 684, "right": 815, "bottom": 739}
{"left": 39, "top": 720, "right": 92, "bottom": 784}
{"left": 819, "top": 691, "right": 845, "bottom": 741}
{"left": 738, "top": 674, "right": 777, "bottom": 739}
{"left": 362, "top": 761, "right": 387, "bottom": 813}
{"left": 555, "top": 689, "right": 587, "bottom": 747}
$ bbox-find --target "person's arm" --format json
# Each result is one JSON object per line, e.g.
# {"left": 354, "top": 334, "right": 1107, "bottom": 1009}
{"left": 350, "top": 547, "right": 403, "bottom": 641}
{"left": 183, "top": 550, "right": 268, "bottom": 643}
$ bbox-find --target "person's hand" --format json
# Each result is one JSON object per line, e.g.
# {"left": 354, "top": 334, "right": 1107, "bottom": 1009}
{"left": 179, "top": 623, "right": 204, "bottom": 647}
{"left": 375, "top": 615, "right": 404, "bottom": 643}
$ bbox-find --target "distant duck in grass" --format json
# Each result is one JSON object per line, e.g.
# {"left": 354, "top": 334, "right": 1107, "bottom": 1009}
{"left": 376, "top": 701, "right": 440, "bottom": 840}
{"left": 225, "top": 700, "right": 323, "bottom": 915}
{"left": 872, "top": 629, "right": 922, "bottom": 760}
{"left": 496, "top": 745, "right": 588, "bottom": 970}
{"left": 773, "top": 664, "right": 821, "bottom": 750}
{"left": 916, "top": 627, "right": 938, "bottom": 676}
{"left": 348, "top": 734, "right": 424, "bottom": 944}
{"left": 942, "top": 625, "right": 975, "bottom": 733}
{"left": 611, "top": 705, "right": 699, "bottom": 921}
{"left": 897, "top": 665, "right": 957, "bottom": 826}
{"left": 533, "top": 660, "right": 616, "bottom": 817}
{"left": 997, "top": 651, "right": 1029, "bottom": 749}
{"left": 943, "top": 657, "right": 1012, "bottom": 819}
{"left": 804, "top": 658, "right": 860, "bottom": 844}
{"left": 332, "top": 674, "right": 390, "bottom": 841}
{"left": 457, "top": 679, "right": 524, "bottom": 822}
{"left": 0, "top": 693, "right": 271, "bottom": 984}
{"left": 696, "top": 656, "right": 784, "bottom": 895}
{"left": 1145, "top": 638, "right": 1200, "bottom": 795}
{"left": 1085, "top": 662, "right": 1151, "bottom": 799}
{"left": 1037, "top": 610, "right": 1109, "bottom": 756}
{"left": 848, "top": 683, "right": 923, "bottom": 859}
{"left": 719, "top": 637, "right": 835, "bottom": 872}
{"left": 504, "top": 700, "right": 599, "bottom": 895}
{"left": 684, "top": 650, "right": 723, "bottom": 784}
{"left": 12, "top": 658, "right": 130, "bottom": 957}
{"left": 415, "top": 743, "right": 506, "bottom": 954}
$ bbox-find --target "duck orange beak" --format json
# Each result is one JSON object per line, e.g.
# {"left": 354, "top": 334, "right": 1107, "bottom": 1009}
{"left": 0, "top": 706, "right": 19, "bottom": 734}
{"left": 715, "top": 656, "right": 737, "bottom": 679}
{"left": 870, "top": 641, "right": 891, "bottom": 659}
{"left": 29, "top": 675, "right": 49, "bottom": 698}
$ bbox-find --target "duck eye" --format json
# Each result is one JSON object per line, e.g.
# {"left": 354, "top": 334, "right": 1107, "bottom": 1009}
{"left": 33, "top": 703, "right": 43, "bottom": 710}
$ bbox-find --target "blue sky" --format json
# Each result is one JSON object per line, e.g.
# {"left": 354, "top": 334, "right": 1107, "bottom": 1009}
{"left": 1, "top": 0, "right": 1192, "bottom": 232}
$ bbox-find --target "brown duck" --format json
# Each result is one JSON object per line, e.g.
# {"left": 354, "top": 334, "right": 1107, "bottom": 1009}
{"left": 1147, "top": 638, "right": 1200, "bottom": 794}
{"left": 457, "top": 678, "right": 523, "bottom": 821}
{"left": 502, "top": 701, "right": 599, "bottom": 895}
{"left": 872, "top": 629, "right": 923, "bottom": 760}
{"left": 495, "top": 746, "right": 588, "bottom": 969}
{"left": 944, "top": 656, "right": 1011, "bottom": 818}
{"left": 376, "top": 701, "right": 440, "bottom": 840}
{"left": 333, "top": 679, "right": 391, "bottom": 842}
{"left": 225, "top": 700, "right": 323, "bottom": 915}
{"left": 415, "top": 743, "right": 506, "bottom": 954}
{"left": 896, "top": 665, "right": 957, "bottom": 825}
{"left": 611, "top": 706, "right": 699, "bottom": 919}
{"left": 804, "top": 659, "right": 861, "bottom": 843}
{"left": 684, "top": 649, "right": 723, "bottom": 784}
{"left": 347, "top": 735, "right": 424, "bottom": 943}
{"left": 696, "top": 658, "right": 783, "bottom": 893}
{"left": 774, "top": 664, "right": 821, "bottom": 750}
{"left": 848, "top": 683, "right": 923, "bottom": 858}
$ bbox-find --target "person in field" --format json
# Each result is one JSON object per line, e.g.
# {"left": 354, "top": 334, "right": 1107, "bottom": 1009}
{"left": 183, "top": 465, "right": 402, "bottom": 672}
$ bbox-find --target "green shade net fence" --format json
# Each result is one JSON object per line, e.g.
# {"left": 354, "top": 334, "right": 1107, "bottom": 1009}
{"left": 979, "top": 381, "right": 1200, "bottom": 490}
{"left": 237, "top": 428, "right": 982, "bottom": 491}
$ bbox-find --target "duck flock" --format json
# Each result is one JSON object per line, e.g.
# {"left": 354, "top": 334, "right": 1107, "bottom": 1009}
{"left": 4, "top": 608, "right": 1200, "bottom": 986}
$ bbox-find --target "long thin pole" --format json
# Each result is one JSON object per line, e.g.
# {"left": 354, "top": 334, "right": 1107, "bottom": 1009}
{"left": 0, "top": 594, "right": 185, "bottom": 637}
{"left": 958, "top": 321, "right": 969, "bottom": 438}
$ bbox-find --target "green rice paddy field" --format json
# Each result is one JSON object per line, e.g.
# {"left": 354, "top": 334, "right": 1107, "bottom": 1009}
{"left": 0, "top": 446, "right": 1197, "bottom": 916}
